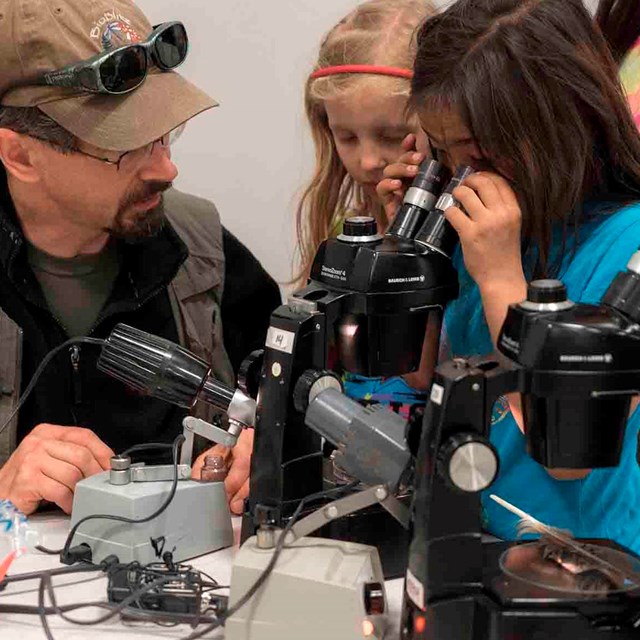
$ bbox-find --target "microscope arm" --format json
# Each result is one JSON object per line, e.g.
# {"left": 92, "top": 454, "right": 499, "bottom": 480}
{"left": 290, "top": 484, "right": 410, "bottom": 541}
{"left": 179, "top": 415, "right": 247, "bottom": 467}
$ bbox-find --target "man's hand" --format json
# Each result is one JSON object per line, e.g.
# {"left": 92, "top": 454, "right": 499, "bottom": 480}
{"left": 0, "top": 424, "right": 114, "bottom": 515}
{"left": 192, "top": 428, "right": 254, "bottom": 515}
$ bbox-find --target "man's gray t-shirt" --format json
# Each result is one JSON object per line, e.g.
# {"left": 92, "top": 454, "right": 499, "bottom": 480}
{"left": 27, "top": 241, "right": 120, "bottom": 337}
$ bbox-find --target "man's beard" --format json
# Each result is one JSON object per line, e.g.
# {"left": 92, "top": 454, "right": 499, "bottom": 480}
{"left": 107, "top": 181, "right": 173, "bottom": 240}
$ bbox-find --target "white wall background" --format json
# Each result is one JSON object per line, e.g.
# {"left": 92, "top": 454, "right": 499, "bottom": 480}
{"left": 136, "top": 0, "right": 598, "bottom": 292}
{"left": 136, "top": 0, "right": 364, "bottom": 292}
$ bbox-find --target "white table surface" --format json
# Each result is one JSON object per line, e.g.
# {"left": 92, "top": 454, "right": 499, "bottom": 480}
{"left": 0, "top": 513, "right": 404, "bottom": 639}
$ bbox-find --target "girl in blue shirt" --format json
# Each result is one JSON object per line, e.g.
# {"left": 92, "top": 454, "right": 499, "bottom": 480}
{"left": 379, "top": 0, "right": 640, "bottom": 554}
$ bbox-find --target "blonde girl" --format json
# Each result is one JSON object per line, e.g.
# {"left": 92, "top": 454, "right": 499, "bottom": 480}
{"left": 295, "top": 0, "right": 436, "bottom": 287}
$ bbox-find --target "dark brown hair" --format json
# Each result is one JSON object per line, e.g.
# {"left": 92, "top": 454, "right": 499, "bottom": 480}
{"left": 411, "top": 0, "right": 640, "bottom": 276}
{"left": 0, "top": 106, "right": 76, "bottom": 152}
{"left": 597, "top": 0, "right": 640, "bottom": 63}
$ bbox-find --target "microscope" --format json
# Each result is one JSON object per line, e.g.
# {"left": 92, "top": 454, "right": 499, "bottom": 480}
{"left": 68, "top": 324, "right": 256, "bottom": 565}
{"left": 241, "top": 161, "right": 473, "bottom": 578}
{"left": 227, "top": 361, "right": 418, "bottom": 640}
{"left": 402, "top": 261, "right": 640, "bottom": 638}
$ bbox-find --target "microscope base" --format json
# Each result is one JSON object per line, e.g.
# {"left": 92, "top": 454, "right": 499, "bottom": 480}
{"left": 316, "top": 499, "right": 411, "bottom": 579}
{"left": 70, "top": 471, "right": 233, "bottom": 565}
{"left": 226, "top": 535, "right": 387, "bottom": 640}
{"left": 241, "top": 494, "right": 411, "bottom": 579}
{"left": 402, "top": 540, "right": 640, "bottom": 639}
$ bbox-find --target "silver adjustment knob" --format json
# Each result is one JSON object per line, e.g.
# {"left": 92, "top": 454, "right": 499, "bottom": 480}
{"left": 109, "top": 455, "right": 132, "bottom": 485}
{"left": 438, "top": 434, "right": 499, "bottom": 493}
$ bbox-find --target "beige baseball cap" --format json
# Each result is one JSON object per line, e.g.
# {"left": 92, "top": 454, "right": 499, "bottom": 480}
{"left": 0, "top": 0, "right": 218, "bottom": 151}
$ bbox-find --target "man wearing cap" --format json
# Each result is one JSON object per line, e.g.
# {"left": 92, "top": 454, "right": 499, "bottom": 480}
{"left": 0, "top": 0, "right": 279, "bottom": 516}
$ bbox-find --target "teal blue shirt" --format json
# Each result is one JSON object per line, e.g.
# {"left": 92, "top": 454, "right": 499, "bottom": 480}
{"left": 443, "top": 202, "right": 640, "bottom": 554}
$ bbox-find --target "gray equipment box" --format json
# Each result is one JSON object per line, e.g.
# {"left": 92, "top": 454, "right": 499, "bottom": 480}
{"left": 70, "top": 471, "right": 233, "bottom": 565}
{"left": 226, "top": 535, "right": 387, "bottom": 640}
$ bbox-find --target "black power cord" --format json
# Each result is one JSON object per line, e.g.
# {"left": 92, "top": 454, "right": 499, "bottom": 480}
{"left": 38, "top": 572, "right": 180, "bottom": 640}
{"left": 120, "top": 442, "right": 175, "bottom": 457}
{"left": 0, "top": 561, "right": 104, "bottom": 591}
{"left": 3, "top": 482, "right": 361, "bottom": 638}
{"left": 0, "top": 556, "right": 227, "bottom": 631}
{"left": 60, "top": 433, "right": 185, "bottom": 564}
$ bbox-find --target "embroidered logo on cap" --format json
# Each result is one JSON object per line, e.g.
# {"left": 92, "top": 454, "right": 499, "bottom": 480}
{"left": 90, "top": 10, "right": 140, "bottom": 49}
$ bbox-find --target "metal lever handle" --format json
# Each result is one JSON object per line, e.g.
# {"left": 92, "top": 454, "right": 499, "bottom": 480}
{"left": 130, "top": 464, "right": 192, "bottom": 482}
{"left": 180, "top": 416, "right": 242, "bottom": 466}
{"left": 290, "top": 484, "right": 410, "bottom": 541}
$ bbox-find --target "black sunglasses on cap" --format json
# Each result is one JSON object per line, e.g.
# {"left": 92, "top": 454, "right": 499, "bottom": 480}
{"left": 29, "top": 21, "right": 188, "bottom": 96}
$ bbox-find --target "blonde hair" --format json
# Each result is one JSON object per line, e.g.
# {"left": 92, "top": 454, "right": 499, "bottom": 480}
{"left": 294, "top": 0, "right": 436, "bottom": 286}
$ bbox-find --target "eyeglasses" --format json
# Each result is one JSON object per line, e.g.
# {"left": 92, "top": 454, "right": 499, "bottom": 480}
{"left": 26, "top": 22, "right": 188, "bottom": 96}
{"left": 30, "top": 123, "right": 186, "bottom": 171}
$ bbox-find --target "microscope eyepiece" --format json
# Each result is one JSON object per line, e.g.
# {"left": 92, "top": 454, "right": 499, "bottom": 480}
{"left": 386, "top": 158, "right": 451, "bottom": 240}
{"left": 602, "top": 248, "right": 640, "bottom": 323}
{"left": 414, "top": 165, "right": 475, "bottom": 257}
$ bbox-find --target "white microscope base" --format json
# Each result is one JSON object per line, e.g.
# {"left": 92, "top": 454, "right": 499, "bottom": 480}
{"left": 226, "top": 535, "right": 387, "bottom": 640}
{"left": 69, "top": 471, "right": 233, "bottom": 565}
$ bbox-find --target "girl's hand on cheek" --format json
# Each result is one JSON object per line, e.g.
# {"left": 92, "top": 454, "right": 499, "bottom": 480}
{"left": 377, "top": 133, "right": 424, "bottom": 222}
{"left": 445, "top": 172, "right": 524, "bottom": 290}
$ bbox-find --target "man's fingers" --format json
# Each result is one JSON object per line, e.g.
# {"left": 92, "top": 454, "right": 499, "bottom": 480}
{"left": 59, "top": 429, "right": 114, "bottom": 470}
{"left": 222, "top": 430, "right": 253, "bottom": 502}
{"left": 223, "top": 462, "right": 247, "bottom": 502}
{"left": 39, "top": 454, "right": 86, "bottom": 493}
{"left": 37, "top": 474, "right": 75, "bottom": 514}
{"left": 43, "top": 439, "right": 105, "bottom": 478}
{"left": 230, "top": 478, "right": 250, "bottom": 515}
{"left": 34, "top": 424, "right": 114, "bottom": 470}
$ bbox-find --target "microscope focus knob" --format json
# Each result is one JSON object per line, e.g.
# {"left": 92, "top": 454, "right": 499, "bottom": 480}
{"left": 438, "top": 433, "right": 499, "bottom": 493}
{"left": 527, "top": 279, "right": 567, "bottom": 303}
{"left": 338, "top": 216, "right": 382, "bottom": 243}
{"left": 293, "top": 369, "right": 343, "bottom": 413}
{"left": 238, "top": 349, "right": 264, "bottom": 399}
{"left": 519, "top": 279, "right": 575, "bottom": 312}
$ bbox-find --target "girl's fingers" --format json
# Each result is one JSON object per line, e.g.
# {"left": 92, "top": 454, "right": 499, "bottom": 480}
{"left": 400, "top": 133, "right": 417, "bottom": 152}
{"left": 443, "top": 205, "right": 473, "bottom": 236}
{"left": 451, "top": 184, "right": 489, "bottom": 221}
{"left": 482, "top": 172, "right": 520, "bottom": 210}
{"left": 461, "top": 173, "right": 505, "bottom": 211}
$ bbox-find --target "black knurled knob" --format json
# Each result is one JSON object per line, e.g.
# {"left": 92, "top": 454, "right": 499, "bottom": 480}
{"left": 238, "top": 349, "right": 264, "bottom": 399}
{"left": 342, "top": 216, "right": 378, "bottom": 238}
{"left": 527, "top": 279, "right": 567, "bottom": 304}
{"left": 293, "top": 369, "right": 342, "bottom": 413}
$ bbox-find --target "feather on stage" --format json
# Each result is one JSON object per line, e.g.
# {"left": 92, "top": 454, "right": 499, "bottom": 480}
{"left": 490, "top": 494, "right": 640, "bottom": 594}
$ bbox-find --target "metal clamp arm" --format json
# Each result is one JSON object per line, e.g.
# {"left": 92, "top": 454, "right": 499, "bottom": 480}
{"left": 179, "top": 416, "right": 242, "bottom": 466}
{"left": 290, "top": 484, "right": 410, "bottom": 540}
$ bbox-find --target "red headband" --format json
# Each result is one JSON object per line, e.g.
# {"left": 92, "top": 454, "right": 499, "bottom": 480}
{"left": 310, "top": 64, "right": 413, "bottom": 80}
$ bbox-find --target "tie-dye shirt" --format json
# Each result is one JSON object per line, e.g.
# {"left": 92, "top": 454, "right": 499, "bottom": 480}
{"left": 343, "top": 373, "right": 427, "bottom": 420}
